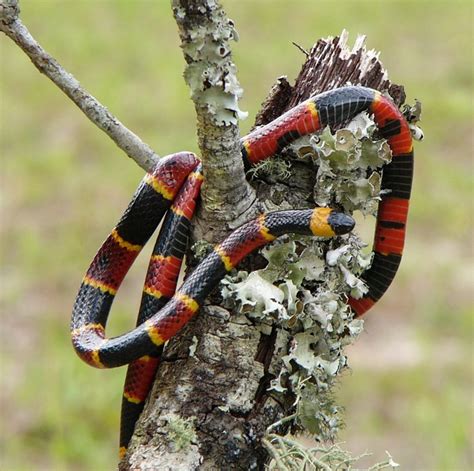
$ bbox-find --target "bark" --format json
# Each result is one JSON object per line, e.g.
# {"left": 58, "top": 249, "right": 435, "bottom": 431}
{"left": 123, "top": 29, "right": 404, "bottom": 471}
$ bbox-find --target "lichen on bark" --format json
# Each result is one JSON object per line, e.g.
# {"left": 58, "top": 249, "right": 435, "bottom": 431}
{"left": 220, "top": 117, "right": 390, "bottom": 441}
{"left": 173, "top": 2, "right": 246, "bottom": 126}
{"left": 172, "top": 0, "right": 255, "bottom": 238}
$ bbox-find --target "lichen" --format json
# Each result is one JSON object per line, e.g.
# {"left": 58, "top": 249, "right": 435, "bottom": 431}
{"left": 220, "top": 105, "right": 422, "bottom": 441}
{"left": 221, "top": 231, "right": 367, "bottom": 439}
{"left": 165, "top": 414, "right": 197, "bottom": 452}
{"left": 307, "top": 124, "right": 391, "bottom": 215}
{"left": 176, "top": 3, "right": 247, "bottom": 125}
{"left": 263, "top": 436, "right": 400, "bottom": 470}
{"left": 247, "top": 157, "right": 292, "bottom": 182}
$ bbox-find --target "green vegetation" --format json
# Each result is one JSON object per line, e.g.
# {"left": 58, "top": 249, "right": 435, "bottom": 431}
{"left": 1, "top": 1, "right": 472, "bottom": 469}
{"left": 166, "top": 415, "right": 197, "bottom": 452}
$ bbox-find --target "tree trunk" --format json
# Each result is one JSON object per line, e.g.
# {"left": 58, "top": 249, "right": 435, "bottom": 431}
{"left": 122, "top": 28, "right": 405, "bottom": 470}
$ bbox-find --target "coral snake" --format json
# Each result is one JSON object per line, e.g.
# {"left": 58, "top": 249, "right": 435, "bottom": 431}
{"left": 71, "top": 86, "right": 414, "bottom": 457}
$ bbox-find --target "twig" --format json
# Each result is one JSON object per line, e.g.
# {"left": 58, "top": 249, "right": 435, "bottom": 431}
{"left": 292, "top": 41, "right": 309, "bottom": 57}
{"left": 266, "top": 413, "right": 297, "bottom": 434}
{"left": 0, "top": 0, "right": 160, "bottom": 172}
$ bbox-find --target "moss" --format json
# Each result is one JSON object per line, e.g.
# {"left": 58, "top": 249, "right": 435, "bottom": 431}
{"left": 166, "top": 415, "right": 197, "bottom": 452}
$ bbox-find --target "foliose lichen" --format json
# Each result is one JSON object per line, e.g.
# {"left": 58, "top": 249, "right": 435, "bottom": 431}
{"left": 177, "top": 3, "right": 247, "bottom": 125}
{"left": 220, "top": 108, "right": 411, "bottom": 440}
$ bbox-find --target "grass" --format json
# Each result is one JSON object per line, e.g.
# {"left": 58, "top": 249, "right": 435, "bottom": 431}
{"left": 1, "top": 1, "right": 472, "bottom": 470}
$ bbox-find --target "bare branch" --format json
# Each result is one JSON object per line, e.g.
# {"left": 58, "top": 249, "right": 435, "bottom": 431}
{"left": 0, "top": 0, "right": 160, "bottom": 172}
{"left": 172, "top": 0, "right": 255, "bottom": 241}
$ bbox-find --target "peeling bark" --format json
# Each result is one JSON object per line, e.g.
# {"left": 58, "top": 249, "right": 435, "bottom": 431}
{"left": 124, "top": 28, "right": 404, "bottom": 470}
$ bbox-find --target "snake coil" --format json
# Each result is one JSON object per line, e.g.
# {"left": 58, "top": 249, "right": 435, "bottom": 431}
{"left": 71, "top": 86, "right": 413, "bottom": 457}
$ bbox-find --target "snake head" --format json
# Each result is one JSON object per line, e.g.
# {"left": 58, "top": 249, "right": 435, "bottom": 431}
{"left": 310, "top": 207, "right": 355, "bottom": 237}
{"left": 327, "top": 210, "right": 355, "bottom": 235}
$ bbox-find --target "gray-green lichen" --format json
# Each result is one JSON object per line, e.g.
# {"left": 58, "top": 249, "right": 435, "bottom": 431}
{"left": 264, "top": 437, "right": 400, "bottom": 470}
{"left": 173, "top": 2, "right": 247, "bottom": 125}
{"left": 220, "top": 109, "right": 404, "bottom": 440}
{"left": 307, "top": 121, "right": 391, "bottom": 215}
{"left": 221, "top": 233, "right": 367, "bottom": 439}
{"left": 165, "top": 414, "right": 198, "bottom": 452}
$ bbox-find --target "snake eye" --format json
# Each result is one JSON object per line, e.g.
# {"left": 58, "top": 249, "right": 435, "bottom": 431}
{"left": 327, "top": 211, "right": 355, "bottom": 235}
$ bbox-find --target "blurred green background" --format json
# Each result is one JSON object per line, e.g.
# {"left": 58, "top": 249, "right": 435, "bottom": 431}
{"left": 1, "top": 1, "right": 472, "bottom": 469}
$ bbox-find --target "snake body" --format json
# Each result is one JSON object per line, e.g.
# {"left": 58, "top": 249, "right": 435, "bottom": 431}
{"left": 71, "top": 86, "right": 413, "bottom": 457}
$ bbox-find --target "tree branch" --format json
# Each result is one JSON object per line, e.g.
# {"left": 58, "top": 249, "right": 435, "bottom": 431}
{"left": 171, "top": 0, "right": 256, "bottom": 242}
{"left": 0, "top": 0, "right": 160, "bottom": 172}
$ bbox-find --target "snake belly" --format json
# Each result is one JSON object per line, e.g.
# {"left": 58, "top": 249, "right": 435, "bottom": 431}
{"left": 70, "top": 86, "right": 413, "bottom": 457}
